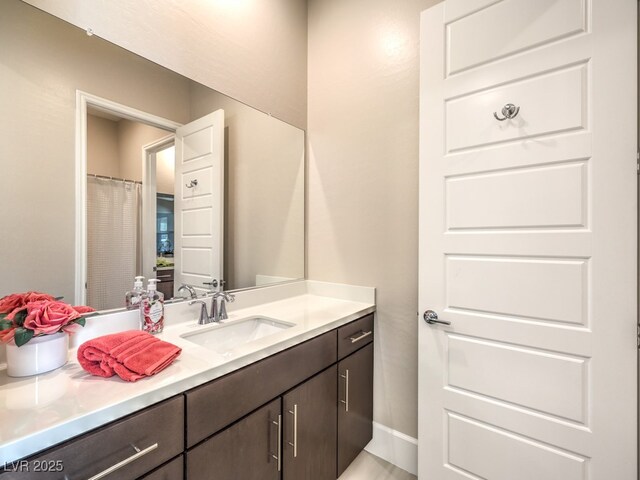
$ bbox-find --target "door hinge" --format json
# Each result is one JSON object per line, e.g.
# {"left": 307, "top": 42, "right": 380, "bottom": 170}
{"left": 637, "top": 324, "right": 639, "bottom": 348}
{"left": 637, "top": 149, "right": 639, "bottom": 174}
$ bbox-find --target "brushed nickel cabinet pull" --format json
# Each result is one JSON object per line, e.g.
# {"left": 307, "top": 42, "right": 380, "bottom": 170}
{"left": 287, "top": 404, "right": 298, "bottom": 458}
{"left": 340, "top": 369, "right": 350, "bottom": 412}
{"left": 349, "top": 330, "right": 372, "bottom": 344}
{"left": 87, "top": 443, "right": 158, "bottom": 480}
{"left": 270, "top": 415, "right": 282, "bottom": 472}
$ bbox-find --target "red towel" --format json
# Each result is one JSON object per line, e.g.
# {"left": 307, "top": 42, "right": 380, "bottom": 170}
{"left": 77, "top": 330, "right": 181, "bottom": 382}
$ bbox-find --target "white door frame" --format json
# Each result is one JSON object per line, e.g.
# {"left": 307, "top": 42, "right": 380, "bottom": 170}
{"left": 74, "top": 90, "right": 181, "bottom": 304}
{"left": 141, "top": 135, "right": 175, "bottom": 282}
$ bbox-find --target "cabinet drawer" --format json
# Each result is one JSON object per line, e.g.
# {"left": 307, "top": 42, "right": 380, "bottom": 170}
{"left": 185, "top": 330, "right": 337, "bottom": 447}
{"left": 337, "top": 314, "right": 374, "bottom": 360}
{"left": 1, "top": 396, "right": 184, "bottom": 480}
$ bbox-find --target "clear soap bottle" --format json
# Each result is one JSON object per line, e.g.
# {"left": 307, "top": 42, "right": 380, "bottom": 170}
{"left": 125, "top": 276, "right": 145, "bottom": 310}
{"left": 140, "top": 279, "right": 165, "bottom": 334}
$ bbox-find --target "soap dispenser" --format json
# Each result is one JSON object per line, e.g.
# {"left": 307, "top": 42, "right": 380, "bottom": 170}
{"left": 141, "top": 279, "right": 165, "bottom": 334}
{"left": 125, "top": 276, "right": 145, "bottom": 310}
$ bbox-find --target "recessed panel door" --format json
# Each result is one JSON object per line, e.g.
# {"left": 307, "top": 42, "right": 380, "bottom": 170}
{"left": 419, "top": 0, "right": 637, "bottom": 478}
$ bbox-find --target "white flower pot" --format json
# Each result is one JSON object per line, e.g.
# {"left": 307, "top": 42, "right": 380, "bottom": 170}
{"left": 6, "top": 332, "right": 69, "bottom": 377}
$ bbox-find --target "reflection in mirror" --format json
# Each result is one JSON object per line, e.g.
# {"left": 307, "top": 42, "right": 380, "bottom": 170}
{"left": 86, "top": 108, "right": 177, "bottom": 311}
{"left": 0, "top": 0, "right": 305, "bottom": 312}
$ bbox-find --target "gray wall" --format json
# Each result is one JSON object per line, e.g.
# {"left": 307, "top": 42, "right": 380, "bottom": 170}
{"left": 307, "top": 0, "right": 442, "bottom": 438}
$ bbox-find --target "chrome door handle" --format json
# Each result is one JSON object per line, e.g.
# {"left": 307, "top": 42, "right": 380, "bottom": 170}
{"left": 423, "top": 310, "right": 451, "bottom": 326}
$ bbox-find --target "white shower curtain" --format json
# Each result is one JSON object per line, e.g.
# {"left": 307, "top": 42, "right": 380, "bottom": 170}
{"left": 86, "top": 176, "right": 142, "bottom": 311}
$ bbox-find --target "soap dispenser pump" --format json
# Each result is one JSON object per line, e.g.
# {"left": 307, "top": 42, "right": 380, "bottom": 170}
{"left": 125, "top": 276, "right": 145, "bottom": 310}
{"left": 141, "top": 279, "right": 165, "bottom": 334}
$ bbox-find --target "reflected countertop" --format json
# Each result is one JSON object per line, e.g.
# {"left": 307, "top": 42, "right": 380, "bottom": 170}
{"left": 0, "top": 281, "right": 375, "bottom": 464}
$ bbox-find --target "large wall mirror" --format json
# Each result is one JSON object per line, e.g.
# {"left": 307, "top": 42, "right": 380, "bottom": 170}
{"left": 0, "top": 0, "right": 305, "bottom": 311}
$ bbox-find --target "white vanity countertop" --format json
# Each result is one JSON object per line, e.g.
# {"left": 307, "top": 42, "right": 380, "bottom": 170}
{"left": 0, "top": 281, "right": 375, "bottom": 464}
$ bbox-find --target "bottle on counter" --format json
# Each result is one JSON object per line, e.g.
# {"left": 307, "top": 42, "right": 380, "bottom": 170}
{"left": 125, "top": 276, "right": 145, "bottom": 310}
{"left": 140, "top": 279, "right": 165, "bottom": 334}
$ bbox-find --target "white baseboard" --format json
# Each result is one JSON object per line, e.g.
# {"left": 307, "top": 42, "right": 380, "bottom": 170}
{"left": 364, "top": 421, "right": 418, "bottom": 476}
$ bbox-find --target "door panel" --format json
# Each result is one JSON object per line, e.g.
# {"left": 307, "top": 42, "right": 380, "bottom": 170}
{"left": 446, "top": 161, "right": 587, "bottom": 230}
{"left": 447, "top": 413, "right": 586, "bottom": 480}
{"left": 446, "top": 0, "right": 587, "bottom": 75}
{"left": 447, "top": 334, "right": 587, "bottom": 423}
{"left": 446, "top": 63, "right": 587, "bottom": 152}
{"left": 419, "top": 0, "right": 637, "bottom": 478}
{"left": 446, "top": 255, "right": 588, "bottom": 326}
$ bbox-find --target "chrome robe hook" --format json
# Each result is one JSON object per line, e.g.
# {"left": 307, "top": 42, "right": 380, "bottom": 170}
{"left": 493, "top": 103, "right": 520, "bottom": 121}
{"left": 185, "top": 179, "right": 198, "bottom": 188}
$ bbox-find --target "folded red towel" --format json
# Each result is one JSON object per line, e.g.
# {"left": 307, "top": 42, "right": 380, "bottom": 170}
{"left": 77, "top": 330, "right": 181, "bottom": 382}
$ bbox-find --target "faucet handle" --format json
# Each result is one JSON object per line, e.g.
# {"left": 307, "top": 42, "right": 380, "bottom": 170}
{"left": 189, "top": 300, "right": 209, "bottom": 325}
{"left": 216, "top": 292, "right": 234, "bottom": 321}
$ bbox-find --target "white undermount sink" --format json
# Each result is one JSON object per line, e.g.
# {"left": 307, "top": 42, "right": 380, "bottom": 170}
{"left": 180, "top": 316, "right": 295, "bottom": 354}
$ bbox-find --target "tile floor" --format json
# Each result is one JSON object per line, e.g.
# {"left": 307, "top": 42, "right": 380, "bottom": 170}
{"left": 338, "top": 451, "right": 416, "bottom": 480}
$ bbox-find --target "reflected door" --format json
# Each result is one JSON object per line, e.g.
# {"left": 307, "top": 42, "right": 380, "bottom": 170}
{"left": 174, "top": 110, "right": 225, "bottom": 296}
{"left": 419, "top": 1, "right": 636, "bottom": 479}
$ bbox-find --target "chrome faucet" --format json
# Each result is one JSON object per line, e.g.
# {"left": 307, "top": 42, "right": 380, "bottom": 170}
{"left": 178, "top": 284, "right": 198, "bottom": 299}
{"left": 211, "top": 291, "right": 235, "bottom": 322}
{"left": 189, "top": 290, "right": 235, "bottom": 325}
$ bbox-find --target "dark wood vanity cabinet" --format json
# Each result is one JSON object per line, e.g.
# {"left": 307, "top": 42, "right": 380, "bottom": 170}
{"left": 185, "top": 313, "right": 374, "bottom": 480}
{"left": 187, "top": 366, "right": 339, "bottom": 480}
{"left": 1, "top": 313, "right": 374, "bottom": 480}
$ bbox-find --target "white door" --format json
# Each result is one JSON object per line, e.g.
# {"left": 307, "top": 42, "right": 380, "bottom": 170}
{"left": 174, "top": 110, "right": 224, "bottom": 296}
{"left": 418, "top": 1, "right": 637, "bottom": 479}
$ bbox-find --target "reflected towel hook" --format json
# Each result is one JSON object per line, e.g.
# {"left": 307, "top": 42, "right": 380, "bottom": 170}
{"left": 493, "top": 103, "right": 520, "bottom": 121}
{"left": 185, "top": 179, "right": 198, "bottom": 188}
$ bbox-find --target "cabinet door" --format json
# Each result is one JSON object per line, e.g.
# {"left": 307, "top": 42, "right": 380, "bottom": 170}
{"left": 283, "top": 366, "right": 337, "bottom": 480}
{"left": 186, "top": 398, "right": 281, "bottom": 480}
{"left": 337, "top": 342, "right": 374, "bottom": 477}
